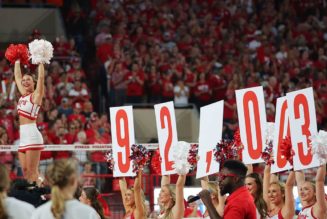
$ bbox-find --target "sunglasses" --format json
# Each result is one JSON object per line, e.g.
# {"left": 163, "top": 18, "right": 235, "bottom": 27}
{"left": 216, "top": 173, "right": 237, "bottom": 182}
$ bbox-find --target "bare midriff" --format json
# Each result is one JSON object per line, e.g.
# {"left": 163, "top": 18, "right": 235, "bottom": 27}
{"left": 19, "top": 116, "right": 37, "bottom": 125}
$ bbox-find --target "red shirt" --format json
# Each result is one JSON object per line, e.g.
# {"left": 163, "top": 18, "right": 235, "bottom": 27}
{"left": 224, "top": 186, "right": 256, "bottom": 219}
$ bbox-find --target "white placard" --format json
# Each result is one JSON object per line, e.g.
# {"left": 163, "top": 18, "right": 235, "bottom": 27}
{"left": 154, "top": 101, "right": 178, "bottom": 175}
{"left": 196, "top": 101, "right": 224, "bottom": 178}
{"left": 287, "top": 87, "right": 319, "bottom": 170}
{"left": 236, "top": 86, "right": 266, "bottom": 164}
{"left": 271, "top": 97, "right": 292, "bottom": 173}
{"left": 110, "top": 106, "right": 136, "bottom": 177}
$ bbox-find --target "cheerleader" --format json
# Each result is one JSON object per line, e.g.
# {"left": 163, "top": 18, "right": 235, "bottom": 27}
{"left": 158, "top": 174, "right": 186, "bottom": 219}
{"left": 14, "top": 59, "right": 45, "bottom": 184}
{"left": 296, "top": 163, "right": 327, "bottom": 219}
{"left": 263, "top": 165, "right": 295, "bottom": 219}
{"left": 119, "top": 170, "right": 147, "bottom": 219}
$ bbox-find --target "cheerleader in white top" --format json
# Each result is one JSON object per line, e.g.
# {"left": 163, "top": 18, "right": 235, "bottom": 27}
{"left": 0, "top": 163, "right": 35, "bottom": 219}
{"left": 296, "top": 164, "right": 327, "bottom": 219}
{"left": 10, "top": 40, "right": 53, "bottom": 185}
{"left": 31, "top": 159, "right": 99, "bottom": 219}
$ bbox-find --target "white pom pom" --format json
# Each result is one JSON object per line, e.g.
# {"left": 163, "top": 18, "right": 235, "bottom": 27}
{"left": 172, "top": 141, "right": 192, "bottom": 175}
{"left": 28, "top": 39, "right": 53, "bottom": 64}
{"left": 310, "top": 130, "right": 327, "bottom": 164}
{"left": 265, "top": 122, "right": 275, "bottom": 145}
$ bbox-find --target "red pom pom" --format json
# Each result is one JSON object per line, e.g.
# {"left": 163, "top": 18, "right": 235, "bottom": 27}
{"left": 280, "top": 136, "right": 294, "bottom": 166}
{"left": 233, "top": 128, "right": 244, "bottom": 160}
{"left": 261, "top": 141, "right": 274, "bottom": 165}
{"left": 5, "top": 44, "right": 29, "bottom": 65}
{"left": 129, "top": 144, "right": 150, "bottom": 173}
{"left": 150, "top": 149, "right": 162, "bottom": 175}
{"left": 187, "top": 144, "right": 198, "bottom": 169}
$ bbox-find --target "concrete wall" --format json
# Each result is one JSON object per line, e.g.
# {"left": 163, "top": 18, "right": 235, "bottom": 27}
{"left": 133, "top": 107, "right": 199, "bottom": 144}
{"left": 0, "top": 8, "right": 65, "bottom": 42}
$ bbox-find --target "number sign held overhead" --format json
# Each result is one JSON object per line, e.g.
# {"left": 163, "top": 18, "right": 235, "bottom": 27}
{"left": 287, "top": 87, "right": 319, "bottom": 170}
{"left": 236, "top": 86, "right": 267, "bottom": 164}
{"left": 154, "top": 101, "right": 178, "bottom": 175}
{"left": 196, "top": 101, "right": 224, "bottom": 178}
{"left": 110, "top": 106, "right": 136, "bottom": 177}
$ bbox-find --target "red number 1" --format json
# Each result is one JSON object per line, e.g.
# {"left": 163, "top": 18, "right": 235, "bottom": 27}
{"left": 116, "top": 109, "right": 130, "bottom": 173}
{"left": 206, "top": 150, "right": 212, "bottom": 173}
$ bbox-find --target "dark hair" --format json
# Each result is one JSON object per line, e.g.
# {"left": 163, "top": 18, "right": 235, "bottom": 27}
{"left": 246, "top": 173, "right": 268, "bottom": 218}
{"left": 222, "top": 160, "right": 248, "bottom": 177}
{"left": 83, "top": 187, "right": 105, "bottom": 219}
{"left": 0, "top": 164, "right": 10, "bottom": 219}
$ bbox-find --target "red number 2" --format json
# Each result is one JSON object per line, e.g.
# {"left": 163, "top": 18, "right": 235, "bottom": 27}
{"left": 160, "top": 106, "right": 174, "bottom": 171}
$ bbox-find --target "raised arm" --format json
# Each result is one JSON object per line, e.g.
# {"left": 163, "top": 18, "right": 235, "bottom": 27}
{"left": 33, "top": 63, "right": 45, "bottom": 105}
{"left": 200, "top": 176, "right": 209, "bottom": 190}
{"left": 14, "top": 60, "right": 25, "bottom": 95}
{"left": 134, "top": 170, "right": 145, "bottom": 219}
{"left": 246, "top": 164, "right": 253, "bottom": 175}
{"left": 295, "top": 170, "right": 305, "bottom": 205}
{"left": 282, "top": 171, "right": 295, "bottom": 219}
{"left": 313, "top": 164, "right": 327, "bottom": 219}
{"left": 172, "top": 174, "right": 186, "bottom": 219}
{"left": 216, "top": 185, "right": 226, "bottom": 217}
{"left": 263, "top": 165, "right": 271, "bottom": 204}
{"left": 119, "top": 177, "right": 128, "bottom": 210}
{"left": 161, "top": 175, "right": 170, "bottom": 188}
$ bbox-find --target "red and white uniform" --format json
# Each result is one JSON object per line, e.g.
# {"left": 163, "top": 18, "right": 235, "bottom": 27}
{"left": 17, "top": 93, "right": 40, "bottom": 120}
{"left": 17, "top": 93, "right": 43, "bottom": 152}
{"left": 298, "top": 204, "right": 316, "bottom": 219}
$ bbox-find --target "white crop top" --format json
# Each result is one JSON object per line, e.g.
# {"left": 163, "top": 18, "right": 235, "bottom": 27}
{"left": 17, "top": 93, "right": 40, "bottom": 120}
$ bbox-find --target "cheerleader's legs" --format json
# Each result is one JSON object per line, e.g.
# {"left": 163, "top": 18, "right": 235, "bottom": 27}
{"left": 18, "top": 150, "right": 41, "bottom": 183}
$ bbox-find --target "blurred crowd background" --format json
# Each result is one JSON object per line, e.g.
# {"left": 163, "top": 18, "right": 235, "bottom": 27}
{"left": 0, "top": 0, "right": 327, "bottom": 211}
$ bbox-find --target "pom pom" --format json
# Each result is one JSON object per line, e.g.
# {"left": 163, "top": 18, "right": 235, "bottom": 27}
{"left": 261, "top": 141, "right": 274, "bottom": 165}
{"left": 105, "top": 148, "right": 114, "bottom": 170}
{"left": 214, "top": 139, "right": 238, "bottom": 167}
{"left": 28, "top": 39, "right": 53, "bottom": 64}
{"left": 265, "top": 122, "right": 275, "bottom": 145}
{"left": 172, "top": 141, "right": 192, "bottom": 175}
{"left": 280, "top": 135, "right": 294, "bottom": 166}
{"left": 187, "top": 144, "right": 199, "bottom": 169}
{"left": 150, "top": 149, "right": 162, "bottom": 175}
{"left": 233, "top": 128, "right": 244, "bottom": 160}
{"left": 129, "top": 144, "right": 151, "bottom": 173}
{"left": 5, "top": 44, "right": 29, "bottom": 65}
{"left": 310, "top": 130, "right": 327, "bottom": 164}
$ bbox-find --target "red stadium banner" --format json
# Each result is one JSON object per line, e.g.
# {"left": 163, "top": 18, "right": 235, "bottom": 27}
{"left": 110, "top": 106, "right": 136, "bottom": 177}
{"left": 154, "top": 101, "right": 178, "bottom": 175}
{"left": 236, "top": 86, "right": 266, "bottom": 164}
{"left": 196, "top": 101, "right": 223, "bottom": 178}
{"left": 287, "top": 87, "right": 319, "bottom": 170}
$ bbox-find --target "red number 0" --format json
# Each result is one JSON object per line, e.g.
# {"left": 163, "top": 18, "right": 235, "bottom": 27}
{"left": 294, "top": 94, "right": 312, "bottom": 165}
{"left": 116, "top": 109, "right": 130, "bottom": 173}
{"left": 276, "top": 101, "right": 290, "bottom": 168}
{"left": 206, "top": 150, "right": 212, "bottom": 173}
{"left": 160, "top": 106, "right": 174, "bottom": 171}
{"left": 243, "top": 91, "right": 263, "bottom": 159}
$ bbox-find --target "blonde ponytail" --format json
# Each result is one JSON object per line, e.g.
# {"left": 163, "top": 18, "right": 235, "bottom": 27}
{"left": 51, "top": 185, "right": 65, "bottom": 219}
{"left": 46, "top": 159, "right": 78, "bottom": 219}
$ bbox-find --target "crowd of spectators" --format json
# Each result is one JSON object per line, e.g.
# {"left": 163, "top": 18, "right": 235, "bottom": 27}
{"left": 1, "top": 0, "right": 327, "bottom": 185}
